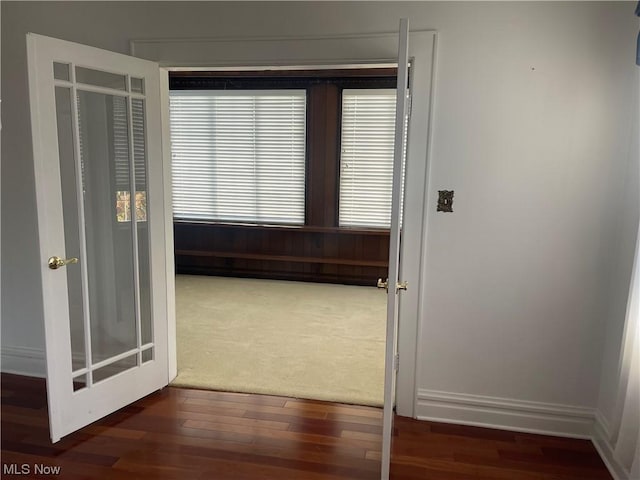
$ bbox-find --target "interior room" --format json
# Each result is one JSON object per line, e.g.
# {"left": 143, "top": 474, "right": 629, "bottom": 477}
{"left": 1, "top": 2, "right": 638, "bottom": 480}
{"left": 168, "top": 68, "right": 397, "bottom": 406}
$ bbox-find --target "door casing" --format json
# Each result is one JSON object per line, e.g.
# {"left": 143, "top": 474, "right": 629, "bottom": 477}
{"left": 134, "top": 30, "right": 438, "bottom": 419}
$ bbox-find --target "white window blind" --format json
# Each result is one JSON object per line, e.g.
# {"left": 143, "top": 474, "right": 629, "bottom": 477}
{"left": 338, "top": 89, "right": 404, "bottom": 229}
{"left": 169, "top": 90, "right": 306, "bottom": 225}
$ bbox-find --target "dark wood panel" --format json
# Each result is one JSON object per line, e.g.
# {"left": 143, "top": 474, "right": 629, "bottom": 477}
{"left": 307, "top": 83, "right": 339, "bottom": 227}
{"left": 169, "top": 70, "right": 398, "bottom": 90}
{"left": 170, "top": 68, "right": 398, "bottom": 79}
{"left": 1, "top": 374, "right": 612, "bottom": 480}
{"left": 174, "top": 250, "right": 387, "bottom": 267}
{"left": 174, "top": 222, "right": 389, "bottom": 286}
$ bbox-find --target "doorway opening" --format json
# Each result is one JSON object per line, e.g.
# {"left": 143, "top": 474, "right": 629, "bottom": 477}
{"left": 168, "top": 66, "right": 402, "bottom": 407}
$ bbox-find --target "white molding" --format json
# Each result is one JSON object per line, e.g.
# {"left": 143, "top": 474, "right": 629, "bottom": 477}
{"left": 1, "top": 345, "right": 46, "bottom": 378}
{"left": 397, "top": 30, "right": 439, "bottom": 419}
{"left": 592, "top": 411, "right": 630, "bottom": 480}
{"left": 160, "top": 67, "right": 177, "bottom": 383}
{"left": 130, "top": 30, "right": 436, "bottom": 69}
{"left": 416, "top": 389, "right": 595, "bottom": 438}
{"left": 594, "top": 409, "right": 613, "bottom": 441}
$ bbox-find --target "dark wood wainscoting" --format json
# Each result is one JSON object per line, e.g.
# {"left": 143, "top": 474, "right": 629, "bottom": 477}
{"left": 174, "top": 222, "right": 390, "bottom": 286}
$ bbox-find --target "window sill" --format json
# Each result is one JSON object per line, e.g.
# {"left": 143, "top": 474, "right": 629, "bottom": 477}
{"left": 173, "top": 220, "right": 390, "bottom": 236}
{"left": 175, "top": 249, "right": 388, "bottom": 268}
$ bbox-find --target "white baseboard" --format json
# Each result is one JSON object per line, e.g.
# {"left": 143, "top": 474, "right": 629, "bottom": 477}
{"left": 416, "top": 389, "right": 595, "bottom": 438}
{"left": 1, "top": 345, "right": 46, "bottom": 378}
{"left": 592, "top": 410, "right": 631, "bottom": 480}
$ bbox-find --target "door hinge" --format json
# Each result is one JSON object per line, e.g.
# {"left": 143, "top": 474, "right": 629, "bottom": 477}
{"left": 393, "top": 353, "right": 399, "bottom": 372}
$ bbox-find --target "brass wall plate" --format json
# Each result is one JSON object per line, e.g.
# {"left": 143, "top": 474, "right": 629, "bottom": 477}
{"left": 437, "top": 190, "right": 454, "bottom": 212}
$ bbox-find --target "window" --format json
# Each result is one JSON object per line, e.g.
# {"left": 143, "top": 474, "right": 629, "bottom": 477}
{"left": 168, "top": 70, "right": 399, "bottom": 230}
{"left": 339, "top": 89, "right": 398, "bottom": 228}
{"left": 169, "top": 90, "right": 306, "bottom": 225}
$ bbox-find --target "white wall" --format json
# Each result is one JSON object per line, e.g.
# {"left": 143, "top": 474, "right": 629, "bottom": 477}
{"left": 1, "top": 0, "right": 637, "bottom": 434}
{"left": 414, "top": 2, "right": 638, "bottom": 421}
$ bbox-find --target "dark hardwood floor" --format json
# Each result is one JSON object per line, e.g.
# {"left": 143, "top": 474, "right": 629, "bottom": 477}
{"left": 1, "top": 374, "right": 611, "bottom": 479}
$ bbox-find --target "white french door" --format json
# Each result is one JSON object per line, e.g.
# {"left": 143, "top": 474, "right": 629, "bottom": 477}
{"left": 27, "top": 33, "right": 170, "bottom": 442}
{"left": 380, "top": 19, "right": 411, "bottom": 480}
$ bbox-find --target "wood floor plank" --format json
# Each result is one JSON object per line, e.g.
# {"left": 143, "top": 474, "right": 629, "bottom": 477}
{"left": 514, "top": 433, "right": 596, "bottom": 452}
{"left": 1, "top": 374, "right": 612, "bottom": 480}
{"left": 340, "top": 429, "right": 382, "bottom": 442}
{"left": 177, "top": 388, "right": 288, "bottom": 406}
{"left": 454, "top": 452, "right": 611, "bottom": 478}
{"left": 117, "top": 447, "right": 373, "bottom": 480}
{"left": 194, "top": 461, "right": 365, "bottom": 480}
{"left": 430, "top": 422, "right": 518, "bottom": 442}
{"left": 170, "top": 399, "right": 250, "bottom": 417}
{"left": 141, "top": 431, "right": 378, "bottom": 471}
{"left": 180, "top": 412, "right": 291, "bottom": 430}
{"left": 149, "top": 405, "right": 249, "bottom": 423}
{"left": 282, "top": 399, "right": 383, "bottom": 418}
{"left": 242, "top": 409, "right": 329, "bottom": 424}
{"left": 325, "top": 412, "right": 383, "bottom": 425}
{"left": 182, "top": 392, "right": 287, "bottom": 407}
{"left": 83, "top": 424, "right": 148, "bottom": 440}
{"left": 248, "top": 430, "right": 372, "bottom": 458}
{"left": 390, "top": 455, "right": 496, "bottom": 478}
{"left": 183, "top": 419, "right": 382, "bottom": 451}
{"left": 365, "top": 450, "right": 382, "bottom": 461}
{"left": 279, "top": 415, "right": 382, "bottom": 436}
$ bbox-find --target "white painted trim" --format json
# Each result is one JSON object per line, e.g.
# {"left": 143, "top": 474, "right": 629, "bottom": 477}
{"left": 160, "top": 68, "right": 177, "bottom": 382}
{"left": 595, "top": 409, "right": 614, "bottom": 441}
{"left": 1, "top": 346, "right": 46, "bottom": 378}
{"left": 416, "top": 389, "right": 595, "bottom": 438}
{"left": 593, "top": 411, "right": 631, "bottom": 480}
{"left": 131, "top": 32, "right": 413, "bottom": 68}
{"left": 398, "top": 30, "right": 440, "bottom": 419}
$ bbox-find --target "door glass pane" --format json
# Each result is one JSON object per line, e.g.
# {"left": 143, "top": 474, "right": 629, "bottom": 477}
{"left": 132, "top": 98, "right": 153, "bottom": 345}
{"left": 141, "top": 348, "right": 153, "bottom": 363}
{"left": 72, "top": 374, "right": 87, "bottom": 392}
{"left": 76, "top": 91, "right": 138, "bottom": 364}
{"left": 53, "top": 62, "right": 70, "bottom": 81}
{"left": 131, "top": 77, "right": 144, "bottom": 94}
{"left": 93, "top": 355, "right": 138, "bottom": 383}
{"left": 76, "top": 67, "right": 127, "bottom": 91}
{"left": 55, "top": 86, "right": 87, "bottom": 372}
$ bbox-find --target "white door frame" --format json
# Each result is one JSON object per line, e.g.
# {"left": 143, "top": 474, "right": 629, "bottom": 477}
{"left": 159, "top": 70, "right": 178, "bottom": 381}
{"left": 132, "top": 30, "right": 438, "bottom": 418}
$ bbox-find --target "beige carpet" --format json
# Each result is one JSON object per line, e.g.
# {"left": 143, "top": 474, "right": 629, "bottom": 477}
{"left": 172, "top": 275, "right": 386, "bottom": 406}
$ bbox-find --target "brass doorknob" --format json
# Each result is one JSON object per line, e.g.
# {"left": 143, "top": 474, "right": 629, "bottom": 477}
{"left": 377, "top": 278, "right": 389, "bottom": 291}
{"left": 48, "top": 256, "right": 78, "bottom": 270}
